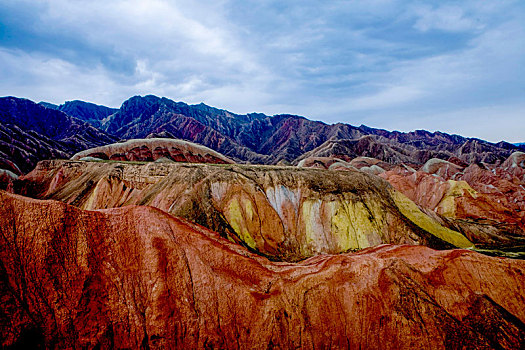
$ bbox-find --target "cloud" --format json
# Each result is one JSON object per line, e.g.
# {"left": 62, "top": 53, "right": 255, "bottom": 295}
{"left": 0, "top": 0, "right": 524, "bottom": 141}
{"left": 412, "top": 4, "right": 480, "bottom": 32}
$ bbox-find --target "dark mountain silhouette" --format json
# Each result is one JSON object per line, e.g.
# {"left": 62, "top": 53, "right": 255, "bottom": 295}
{"left": 39, "top": 100, "right": 118, "bottom": 128}
{"left": 100, "top": 95, "right": 524, "bottom": 165}
{"left": 2, "top": 94, "right": 523, "bottom": 173}
{"left": 0, "top": 97, "right": 116, "bottom": 173}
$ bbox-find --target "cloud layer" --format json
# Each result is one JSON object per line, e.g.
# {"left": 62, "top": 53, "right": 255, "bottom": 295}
{"left": 1, "top": 0, "right": 524, "bottom": 142}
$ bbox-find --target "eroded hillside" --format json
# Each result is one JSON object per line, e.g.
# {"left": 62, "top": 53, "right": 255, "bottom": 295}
{"left": 1, "top": 191, "right": 524, "bottom": 349}
{"left": 18, "top": 159, "right": 474, "bottom": 261}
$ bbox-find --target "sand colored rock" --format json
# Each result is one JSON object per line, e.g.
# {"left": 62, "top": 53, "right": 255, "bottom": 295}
{"left": 381, "top": 165, "right": 525, "bottom": 252}
{"left": 71, "top": 138, "right": 235, "bottom": 164}
{"left": 503, "top": 151, "right": 525, "bottom": 169}
{"left": 18, "top": 160, "right": 473, "bottom": 261}
{"left": 348, "top": 156, "right": 391, "bottom": 170}
{"left": 501, "top": 151, "right": 525, "bottom": 181}
{"left": 420, "top": 158, "right": 464, "bottom": 179}
{"left": 297, "top": 156, "right": 390, "bottom": 174}
{"left": 0, "top": 191, "right": 524, "bottom": 349}
{"left": 297, "top": 156, "right": 354, "bottom": 170}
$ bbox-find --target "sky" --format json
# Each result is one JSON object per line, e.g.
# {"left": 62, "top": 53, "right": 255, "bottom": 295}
{"left": 0, "top": 0, "right": 524, "bottom": 142}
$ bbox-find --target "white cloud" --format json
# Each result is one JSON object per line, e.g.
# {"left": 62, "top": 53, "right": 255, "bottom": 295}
{"left": 0, "top": 0, "right": 524, "bottom": 142}
{"left": 412, "top": 4, "right": 480, "bottom": 32}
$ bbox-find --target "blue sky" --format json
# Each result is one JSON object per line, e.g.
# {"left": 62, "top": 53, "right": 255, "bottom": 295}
{"left": 1, "top": 0, "right": 524, "bottom": 142}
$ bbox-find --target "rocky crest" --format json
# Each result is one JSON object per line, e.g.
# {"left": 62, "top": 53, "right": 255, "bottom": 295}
{"left": 98, "top": 95, "right": 524, "bottom": 165}
{"left": 40, "top": 100, "right": 118, "bottom": 129}
{"left": 18, "top": 160, "right": 473, "bottom": 261}
{"left": 1, "top": 190, "right": 524, "bottom": 349}
{"left": 3, "top": 95, "right": 523, "bottom": 175}
{"left": 71, "top": 138, "right": 235, "bottom": 164}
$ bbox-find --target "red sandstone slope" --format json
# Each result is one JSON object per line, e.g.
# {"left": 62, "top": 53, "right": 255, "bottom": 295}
{"left": 1, "top": 190, "right": 524, "bottom": 349}
{"left": 71, "top": 138, "right": 235, "bottom": 164}
{"left": 18, "top": 160, "right": 476, "bottom": 261}
{"left": 380, "top": 154, "right": 525, "bottom": 251}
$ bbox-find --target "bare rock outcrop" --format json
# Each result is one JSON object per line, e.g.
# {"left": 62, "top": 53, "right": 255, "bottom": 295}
{"left": 381, "top": 161, "right": 525, "bottom": 252}
{"left": 1, "top": 190, "right": 524, "bottom": 349}
{"left": 71, "top": 138, "right": 235, "bottom": 164}
{"left": 420, "top": 158, "right": 464, "bottom": 179}
{"left": 18, "top": 160, "right": 473, "bottom": 261}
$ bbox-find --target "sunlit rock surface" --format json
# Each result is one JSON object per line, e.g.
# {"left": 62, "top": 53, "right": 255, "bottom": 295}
{"left": 1, "top": 190, "right": 524, "bottom": 349}
{"left": 18, "top": 160, "right": 472, "bottom": 261}
{"left": 71, "top": 138, "right": 235, "bottom": 164}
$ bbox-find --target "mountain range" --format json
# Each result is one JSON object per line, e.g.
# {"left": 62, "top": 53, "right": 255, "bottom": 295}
{"left": 2, "top": 94, "right": 525, "bottom": 348}
{"left": 1, "top": 94, "right": 523, "bottom": 175}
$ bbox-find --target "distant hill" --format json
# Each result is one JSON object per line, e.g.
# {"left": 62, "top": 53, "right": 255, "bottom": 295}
{"left": 99, "top": 95, "right": 522, "bottom": 165}
{"left": 39, "top": 100, "right": 118, "bottom": 128}
{"left": 0, "top": 97, "right": 116, "bottom": 173}
{"left": 2, "top": 94, "right": 524, "bottom": 173}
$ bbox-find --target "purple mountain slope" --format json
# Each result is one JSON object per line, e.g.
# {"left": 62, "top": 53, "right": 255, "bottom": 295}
{"left": 2, "top": 94, "right": 523, "bottom": 174}
{"left": 100, "top": 95, "right": 524, "bottom": 165}
{"left": 0, "top": 97, "right": 117, "bottom": 173}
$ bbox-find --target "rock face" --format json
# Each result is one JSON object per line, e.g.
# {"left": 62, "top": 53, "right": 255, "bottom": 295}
{"left": 1, "top": 190, "right": 524, "bottom": 349}
{"left": 298, "top": 156, "right": 391, "bottom": 175}
{"left": 71, "top": 138, "right": 235, "bottom": 164}
{"left": 420, "top": 158, "right": 464, "bottom": 179}
{"left": 293, "top": 134, "right": 523, "bottom": 167}
{"left": 0, "top": 168, "right": 17, "bottom": 191}
{"left": 381, "top": 152, "right": 525, "bottom": 253}
{"left": 0, "top": 97, "right": 117, "bottom": 173}
{"left": 19, "top": 160, "right": 473, "bottom": 261}
{"left": 297, "top": 156, "right": 357, "bottom": 170}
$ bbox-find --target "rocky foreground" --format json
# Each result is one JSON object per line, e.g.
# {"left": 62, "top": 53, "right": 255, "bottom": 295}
{"left": 1, "top": 190, "right": 524, "bottom": 349}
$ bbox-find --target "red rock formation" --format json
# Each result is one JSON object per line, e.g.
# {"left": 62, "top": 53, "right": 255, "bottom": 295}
{"left": 420, "top": 158, "right": 464, "bottom": 179}
{"left": 18, "top": 160, "right": 475, "bottom": 262}
{"left": 1, "top": 190, "right": 524, "bottom": 349}
{"left": 71, "top": 138, "right": 235, "bottom": 164}
{"left": 381, "top": 154, "right": 525, "bottom": 251}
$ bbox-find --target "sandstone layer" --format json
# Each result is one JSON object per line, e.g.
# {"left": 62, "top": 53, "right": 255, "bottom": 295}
{"left": 380, "top": 153, "right": 525, "bottom": 254}
{"left": 71, "top": 138, "right": 235, "bottom": 164}
{"left": 18, "top": 160, "right": 472, "bottom": 261}
{"left": 1, "top": 190, "right": 524, "bottom": 349}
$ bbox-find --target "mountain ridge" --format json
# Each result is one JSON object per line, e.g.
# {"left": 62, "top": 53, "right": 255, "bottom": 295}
{"left": 2, "top": 94, "right": 524, "bottom": 174}
{"left": 0, "top": 96, "right": 116, "bottom": 173}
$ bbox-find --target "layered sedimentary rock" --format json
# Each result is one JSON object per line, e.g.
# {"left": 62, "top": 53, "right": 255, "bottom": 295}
{"left": 297, "top": 156, "right": 357, "bottom": 170}
{"left": 298, "top": 156, "right": 391, "bottom": 175}
{"left": 4, "top": 95, "right": 524, "bottom": 168}
{"left": 71, "top": 138, "right": 235, "bottom": 164}
{"left": 420, "top": 158, "right": 464, "bottom": 179}
{"left": 1, "top": 190, "right": 524, "bottom": 349}
{"left": 93, "top": 94, "right": 524, "bottom": 165}
{"left": 18, "top": 160, "right": 472, "bottom": 261}
{"left": 380, "top": 153, "right": 525, "bottom": 253}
